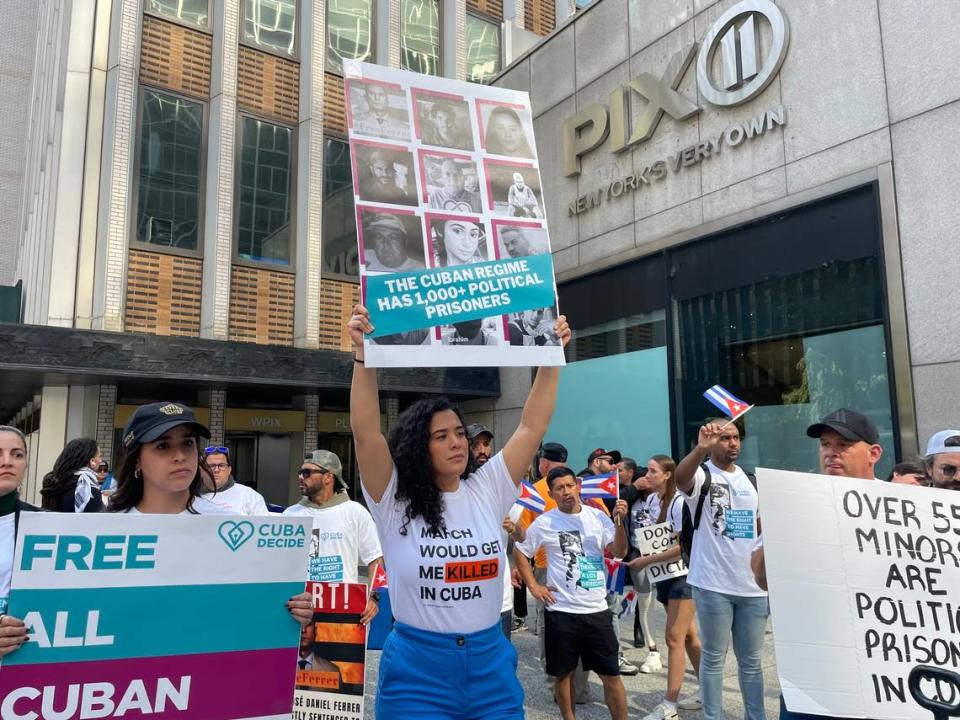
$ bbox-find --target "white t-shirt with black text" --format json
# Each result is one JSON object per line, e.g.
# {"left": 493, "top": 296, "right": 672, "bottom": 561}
{"left": 517, "top": 504, "right": 615, "bottom": 614}
{"left": 201, "top": 482, "right": 269, "bottom": 516}
{"left": 680, "top": 461, "right": 765, "bottom": 597}
{"left": 362, "top": 452, "right": 518, "bottom": 634}
{"left": 283, "top": 499, "right": 382, "bottom": 584}
{"left": 0, "top": 513, "right": 14, "bottom": 615}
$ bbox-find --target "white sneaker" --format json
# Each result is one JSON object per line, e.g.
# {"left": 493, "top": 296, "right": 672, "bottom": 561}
{"left": 642, "top": 702, "right": 679, "bottom": 720}
{"left": 677, "top": 691, "right": 702, "bottom": 710}
{"left": 639, "top": 650, "right": 663, "bottom": 673}
{"left": 619, "top": 658, "right": 640, "bottom": 675}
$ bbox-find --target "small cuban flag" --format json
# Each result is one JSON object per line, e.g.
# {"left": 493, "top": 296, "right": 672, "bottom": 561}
{"left": 371, "top": 564, "right": 388, "bottom": 590}
{"left": 618, "top": 588, "right": 638, "bottom": 618}
{"left": 605, "top": 557, "right": 626, "bottom": 594}
{"left": 517, "top": 480, "right": 547, "bottom": 515}
{"left": 580, "top": 471, "right": 619, "bottom": 500}
{"left": 703, "top": 384, "right": 754, "bottom": 422}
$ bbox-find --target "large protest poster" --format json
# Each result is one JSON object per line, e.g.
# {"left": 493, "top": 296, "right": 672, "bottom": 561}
{"left": 343, "top": 60, "right": 564, "bottom": 368}
{"left": 293, "top": 582, "right": 368, "bottom": 720}
{"left": 759, "top": 469, "right": 960, "bottom": 720}
{"left": 0, "top": 514, "right": 310, "bottom": 720}
{"left": 634, "top": 521, "right": 688, "bottom": 584}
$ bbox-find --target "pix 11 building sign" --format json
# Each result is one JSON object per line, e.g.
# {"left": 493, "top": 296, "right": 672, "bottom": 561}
{"left": 343, "top": 61, "right": 564, "bottom": 368}
{"left": 563, "top": 0, "right": 790, "bottom": 215}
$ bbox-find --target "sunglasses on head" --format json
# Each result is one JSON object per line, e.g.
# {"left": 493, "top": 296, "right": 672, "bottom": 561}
{"left": 204, "top": 446, "right": 229, "bottom": 456}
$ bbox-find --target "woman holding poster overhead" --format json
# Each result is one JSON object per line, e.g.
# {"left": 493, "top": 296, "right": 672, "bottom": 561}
{"left": 0, "top": 425, "right": 35, "bottom": 658}
{"left": 348, "top": 303, "right": 570, "bottom": 719}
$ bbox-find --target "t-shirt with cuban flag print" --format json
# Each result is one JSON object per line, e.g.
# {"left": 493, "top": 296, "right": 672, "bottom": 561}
{"left": 362, "top": 452, "right": 518, "bottom": 634}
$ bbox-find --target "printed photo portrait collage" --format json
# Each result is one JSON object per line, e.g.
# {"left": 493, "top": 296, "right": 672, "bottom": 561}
{"left": 344, "top": 65, "right": 561, "bottom": 351}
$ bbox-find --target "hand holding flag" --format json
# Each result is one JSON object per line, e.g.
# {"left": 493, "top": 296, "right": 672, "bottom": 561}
{"left": 604, "top": 557, "right": 626, "bottom": 594}
{"left": 703, "top": 384, "right": 754, "bottom": 427}
{"left": 517, "top": 480, "right": 547, "bottom": 515}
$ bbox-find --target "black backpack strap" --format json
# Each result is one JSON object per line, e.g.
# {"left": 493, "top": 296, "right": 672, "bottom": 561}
{"left": 692, "top": 463, "right": 712, "bottom": 532}
{"left": 745, "top": 471, "right": 757, "bottom": 491}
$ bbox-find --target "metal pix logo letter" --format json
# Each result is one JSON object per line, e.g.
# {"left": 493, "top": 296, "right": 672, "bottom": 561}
{"left": 696, "top": 0, "right": 790, "bottom": 107}
{"left": 218, "top": 520, "right": 255, "bottom": 551}
{"left": 561, "top": 0, "right": 789, "bottom": 176}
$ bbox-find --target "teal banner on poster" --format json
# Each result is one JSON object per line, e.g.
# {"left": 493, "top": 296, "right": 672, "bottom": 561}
{"left": 366, "top": 253, "right": 556, "bottom": 337}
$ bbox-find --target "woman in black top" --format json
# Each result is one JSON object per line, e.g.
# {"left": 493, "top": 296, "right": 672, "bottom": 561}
{"left": 39, "top": 437, "right": 104, "bottom": 513}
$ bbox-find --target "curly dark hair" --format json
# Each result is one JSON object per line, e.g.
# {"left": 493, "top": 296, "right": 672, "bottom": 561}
{"left": 387, "top": 397, "right": 477, "bottom": 536}
{"left": 108, "top": 435, "right": 208, "bottom": 514}
{"left": 40, "top": 437, "right": 99, "bottom": 510}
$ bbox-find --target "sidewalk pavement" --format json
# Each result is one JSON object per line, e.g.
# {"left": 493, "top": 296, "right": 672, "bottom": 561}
{"left": 362, "top": 597, "right": 783, "bottom": 718}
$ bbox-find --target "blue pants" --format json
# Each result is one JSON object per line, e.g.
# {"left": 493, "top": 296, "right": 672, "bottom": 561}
{"left": 376, "top": 621, "right": 524, "bottom": 719}
{"left": 693, "top": 586, "right": 769, "bottom": 720}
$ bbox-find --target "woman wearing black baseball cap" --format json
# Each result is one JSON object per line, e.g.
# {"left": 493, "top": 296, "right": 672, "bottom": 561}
{"left": 107, "top": 402, "right": 312, "bottom": 622}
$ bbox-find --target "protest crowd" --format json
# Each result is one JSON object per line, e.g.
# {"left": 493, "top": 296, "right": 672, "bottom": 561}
{"left": 0, "top": 304, "right": 958, "bottom": 720}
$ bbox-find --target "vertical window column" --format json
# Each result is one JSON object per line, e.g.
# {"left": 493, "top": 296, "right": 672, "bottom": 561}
{"left": 400, "top": 0, "right": 441, "bottom": 75}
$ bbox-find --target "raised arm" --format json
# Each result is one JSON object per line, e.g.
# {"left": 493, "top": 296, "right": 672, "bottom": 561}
{"left": 501, "top": 316, "right": 571, "bottom": 485}
{"left": 674, "top": 421, "right": 724, "bottom": 494}
{"left": 348, "top": 305, "right": 394, "bottom": 502}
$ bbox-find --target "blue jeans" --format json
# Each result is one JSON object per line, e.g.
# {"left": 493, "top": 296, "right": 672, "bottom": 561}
{"left": 693, "top": 586, "right": 769, "bottom": 720}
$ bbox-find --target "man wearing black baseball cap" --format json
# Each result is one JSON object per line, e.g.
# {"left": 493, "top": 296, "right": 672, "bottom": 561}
{"left": 466, "top": 423, "right": 494, "bottom": 466}
{"left": 806, "top": 408, "right": 883, "bottom": 480}
{"left": 756, "top": 409, "right": 883, "bottom": 720}
{"left": 580, "top": 448, "right": 622, "bottom": 477}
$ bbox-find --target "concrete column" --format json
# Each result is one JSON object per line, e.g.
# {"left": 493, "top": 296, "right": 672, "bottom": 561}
{"left": 447, "top": 0, "right": 467, "bottom": 80}
{"left": 304, "top": 393, "right": 320, "bottom": 452}
{"left": 96, "top": 384, "right": 118, "bottom": 465}
{"left": 200, "top": 0, "right": 240, "bottom": 340}
{"left": 208, "top": 389, "right": 226, "bottom": 445}
{"left": 294, "top": 0, "right": 324, "bottom": 349}
{"left": 387, "top": 0, "right": 401, "bottom": 68}
{"left": 93, "top": 0, "right": 141, "bottom": 332}
{"left": 33, "top": 386, "right": 71, "bottom": 506}
{"left": 385, "top": 395, "right": 400, "bottom": 430}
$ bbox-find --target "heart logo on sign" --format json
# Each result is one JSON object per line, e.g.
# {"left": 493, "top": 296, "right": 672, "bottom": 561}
{"left": 218, "top": 521, "right": 255, "bottom": 552}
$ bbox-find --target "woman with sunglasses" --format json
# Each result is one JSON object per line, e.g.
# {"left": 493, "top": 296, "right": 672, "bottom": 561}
{"left": 107, "top": 402, "right": 311, "bottom": 623}
{"left": 0, "top": 425, "right": 36, "bottom": 659}
{"left": 348, "top": 304, "right": 570, "bottom": 719}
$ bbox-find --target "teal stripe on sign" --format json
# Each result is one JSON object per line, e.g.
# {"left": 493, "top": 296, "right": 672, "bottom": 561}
{"left": 4, "top": 581, "right": 304, "bottom": 665}
{"left": 367, "top": 253, "right": 557, "bottom": 337}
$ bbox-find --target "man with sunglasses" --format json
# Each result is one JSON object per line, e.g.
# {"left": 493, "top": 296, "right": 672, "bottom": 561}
{"left": 200, "top": 446, "right": 269, "bottom": 515}
{"left": 283, "top": 450, "right": 382, "bottom": 625}
{"left": 924, "top": 430, "right": 960, "bottom": 491}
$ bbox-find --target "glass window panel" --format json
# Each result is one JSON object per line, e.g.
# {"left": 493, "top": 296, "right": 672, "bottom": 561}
{"left": 322, "top": 137, "right": 359, "bottom": 279}
{"left": 465, "top": 14, "right": 501, "bottom": 84}
{"left": 400, "top": 0, "right": 441, "bottom": 76}
{"left": 326, "top": 0, "right": 374, "bottom": 75}
{"left": 672, "top": 186, "right": 896, "bottom": 478}
{"left": 145, "top": 0, "right": 209, "bottom": 28}
{"left": 135, "top": 90, "right": 204, "bottom": 251}
{"left": 237, "top": 117, "right": 294, "bottom": 266}
{"left": 242, "top": 0, "right": 297, "bottom": 57}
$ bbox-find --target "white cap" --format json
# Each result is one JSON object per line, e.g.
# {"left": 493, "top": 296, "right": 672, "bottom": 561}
{"left": 925, "top": 430, "right": 960, "bottom": 457}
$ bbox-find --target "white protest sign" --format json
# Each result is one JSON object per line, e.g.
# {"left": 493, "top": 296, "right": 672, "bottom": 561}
{"left": 759, "top": 468, "right": 960, "bottom": 720}
{"left": 634, "top": 522, "right": 688, "bottom": 584}
{"left": 343, "top": 60, "right": 564, "bottom": 368}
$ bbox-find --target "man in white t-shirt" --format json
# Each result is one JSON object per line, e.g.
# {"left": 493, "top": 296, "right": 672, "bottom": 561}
{"left": 200, "top": 447, "right": 269, "bottom": 515}
{"left": 283, "top": 450, "right": 382, "bottom": 625}
{"left": 516, "top": 466, "right": 630, "bottom": 720}
{"left": 753, "top": 408, "right": 883, "bottom": 720}
{"left": 675, "top": 418, "right": 766, "bottom": 720}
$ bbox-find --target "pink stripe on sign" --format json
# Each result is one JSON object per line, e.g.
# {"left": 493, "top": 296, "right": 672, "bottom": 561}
{"left": 0, "top": 647, "right": 298, "bottom": 719}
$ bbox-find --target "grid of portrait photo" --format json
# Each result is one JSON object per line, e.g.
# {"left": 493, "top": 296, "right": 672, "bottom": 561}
{"left": 344, "top": 62, "right": 562, "bottom": 364}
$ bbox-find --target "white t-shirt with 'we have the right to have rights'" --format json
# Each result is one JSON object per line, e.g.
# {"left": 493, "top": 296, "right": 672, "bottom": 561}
{"left": 680, "top": 460, "right": 765, "bottom": 597}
